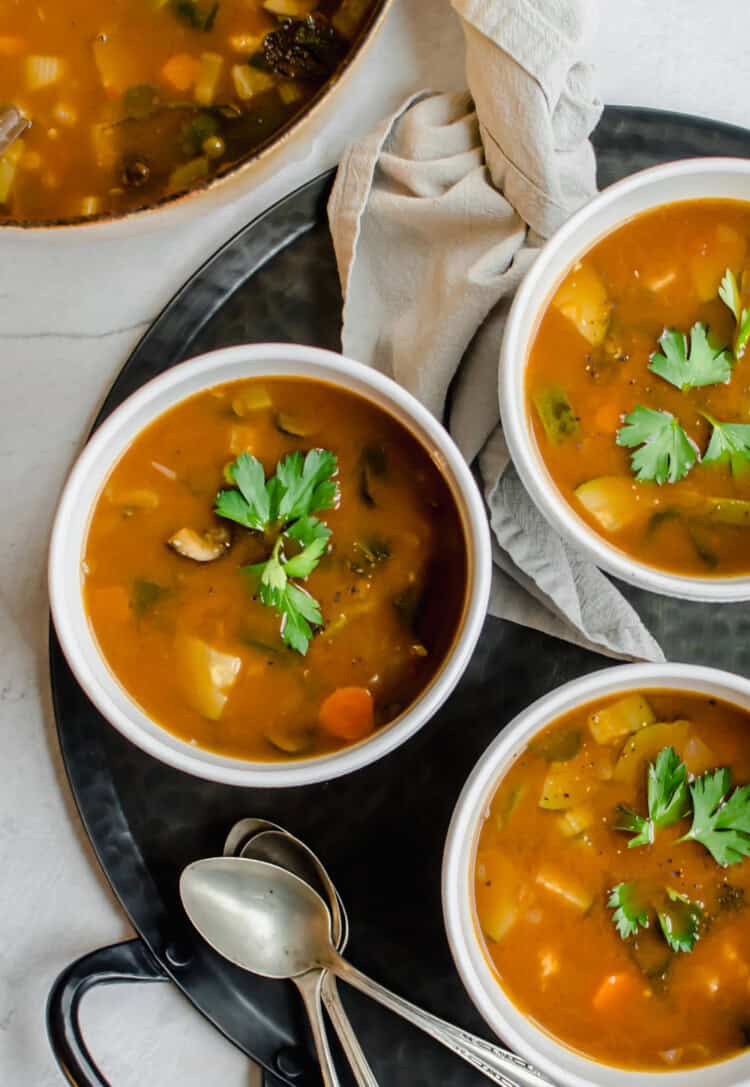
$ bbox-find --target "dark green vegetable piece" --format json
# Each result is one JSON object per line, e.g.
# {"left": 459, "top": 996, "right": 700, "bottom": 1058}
{"left": 533, "top": 385, "right": 579, "bottom": 443}
{"left": 350, "top": 537, "right": 390, "bottom": 573}
{"left": 358, "top": 444, "right": 387, "bottom": 507}
{"left": 130, "top": 578, "right": 167, "bottom": 617}
{"left": 172, "top": 0, "right": 219, "bottom": 31}
{"left": 180, "top": 112, "right": 220, "bottom": 156}
{"left": 123, "top": 84, "right": 160, "bottom": 120}
{"left": 529, "top": 728, "right": 582, "bottom": 763}
{"left": 263, "top": 15, "right": 345, "bottom": 80}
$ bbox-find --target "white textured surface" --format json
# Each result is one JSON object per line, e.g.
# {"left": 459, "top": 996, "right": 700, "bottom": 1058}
{"left": 1, "top": 1, "right": 749, "bottom": 1084}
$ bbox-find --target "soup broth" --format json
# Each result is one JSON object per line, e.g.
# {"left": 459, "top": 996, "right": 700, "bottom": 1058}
{"left": 83, "top": 377, "right": 467, "bottom": 761}
{"left": 526, "top": 199, "right": 750, "bottom": 578}
{"left": 475, "top": 689, "right": 750, "bottom": 1070}
{"left": 0, "top": 0, "right": 374, "bottom": 223}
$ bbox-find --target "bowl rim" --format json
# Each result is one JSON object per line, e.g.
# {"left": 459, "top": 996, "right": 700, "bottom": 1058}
{"left": 500, "top": 156, "right": 750, "bottom": 603}
{"left": 48, "top": 343, "right": 492, "bottom": 787}
{"left": 442, "top": 661, "right": 750, "bottom": 1087}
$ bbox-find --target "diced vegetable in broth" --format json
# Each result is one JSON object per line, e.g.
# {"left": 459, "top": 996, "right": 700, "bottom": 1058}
{"left": 588, "top": 693, "right": 655, "bottom": 745}
{"left": 574, "top": 476, "right": 657, "bottom": 532}
{"left": 551, "top": 262, "right": 612, "bottom": 346}
{"left": 533, "top": 386, "right": 579, "bottom": 444}
{"left": 474, "top": 689, "right": 750, "bottom": 1071}
{"left": 175, "top": 634, "right": 242, "bottom": 720}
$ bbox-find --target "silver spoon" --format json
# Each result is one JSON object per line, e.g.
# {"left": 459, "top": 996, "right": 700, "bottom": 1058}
{"left": 0, "top": 106, "right": 28, "bottom": 155}
{"left": 222, "top": 816, "right": 282, "bottom": 858}
{"left": 240, "top": 830, "right": 377, "bottom": 1087}
{"left": 180, "top": 857, "right": 555, "bottom": 1087}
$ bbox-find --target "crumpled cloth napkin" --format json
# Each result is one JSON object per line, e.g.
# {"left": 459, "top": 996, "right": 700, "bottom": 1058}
{"left": 328, "top": 0, "right": 663, "bottom": 662}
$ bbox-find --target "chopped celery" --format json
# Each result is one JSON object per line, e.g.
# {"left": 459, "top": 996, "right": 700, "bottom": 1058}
{"left": 494, "top": 783, "right": 527, "bottom": 832}
{"left": 194, "top": 51, "right": 223, "bottom": 106}
{"left": 613, "top": 720, "right": 692, "bottom": 784}
{"left": 168, "top": 155, "right": 209, "bottom": 191}
{"left": 699, "top": 497, "right": 750, "bottom": 527}
{"left": 529, "top": 728, "right": 582, "bottom": 763}
{"left": 575, "top": 476, "right": 655, "bottom": 532}
{"left": 536, "top": 864, "right": 593, "bottom": 911}
{"left": 552, "top": 262, "right": 612, "bottom": 346}
{"left": 533, "top": 386, "right": 579, "bottom": 444}
{"left": 588, "top": 693, "right": 655, "bottom": 745}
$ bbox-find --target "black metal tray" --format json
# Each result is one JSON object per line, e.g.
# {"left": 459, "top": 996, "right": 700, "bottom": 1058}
{"left": 47, "top": 107, "right": 750, "bottom": 1087}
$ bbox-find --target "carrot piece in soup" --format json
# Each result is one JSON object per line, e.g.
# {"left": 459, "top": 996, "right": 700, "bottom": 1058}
{"left": 592, "top": 971, "right": 644, "bottom": 1014}
{"left": 319, "top": 686, "right": 374, "bottom": 741}
{"left": 161, "top": 53, "right": 199, "bottom": 91}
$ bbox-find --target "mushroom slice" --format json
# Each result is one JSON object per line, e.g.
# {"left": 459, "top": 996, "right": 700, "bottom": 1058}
{"left": 168, "top": 525, "right": 231, "bottom": 562}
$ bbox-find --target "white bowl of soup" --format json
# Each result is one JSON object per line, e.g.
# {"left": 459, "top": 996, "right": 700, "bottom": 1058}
{"left": 49, "top": 343, "right": 491, "bottom": 786}
{"left": 443, "top": 662, "right": 750, "bottom": 1086}
{"left": 501, "top": 157, "right": 750, "bottom": 601}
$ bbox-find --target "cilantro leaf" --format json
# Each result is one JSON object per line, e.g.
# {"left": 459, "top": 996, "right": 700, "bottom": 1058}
{"left": 616, "top": 747, "right": 690, "bottom": 849}
{"left": 616, "top": 806, "right": 652, "bottom": 848}
{"left": 719, "top": 268, "right": 750, "bottom": 361}
{"left": 649, "top": 324, "right": 733, "bottom": 389}
{"left": 276, "top": 449, "right": 339, "bottom": 522}
{"left": 657, "top": 889, "right": 703, "bottom": 953}
{"left": 215, "top": 453, "right": 270, "bottom": 530}
{"left": 680, "top": 767, "right": 750, "bottom": 867}
{"left": 284, "top": 517, "right": 332, "bottom": 579}
{"left": 617, "top": 406, "right": 697, "bottom": 484}
{"left": 608, "top": 882, "right": 649, "bottom": 939}
{"left": 702, "top": 415, "right": 750, "bottom": 478}
{"left": 280, "top": 583, "right": 323, "bottom": 654}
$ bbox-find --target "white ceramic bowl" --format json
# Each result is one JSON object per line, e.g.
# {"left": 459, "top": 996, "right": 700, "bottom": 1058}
{"left": 49, "top": 344, "right": 491, "bottom": 787}
{"left": 443, "top": 662, "right": 750, "bottom": 1087}
{"left": 500, "top": 157, "right": 750, "bottom": 602}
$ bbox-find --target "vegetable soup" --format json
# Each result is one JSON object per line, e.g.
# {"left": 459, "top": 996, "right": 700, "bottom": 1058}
{"left": 83, "top": 377, "right": 467, "bottom": 761}
{"left": 0, "top": 0, "right": 374, "bottom": 223}
{"left": 475, "top": 689, "right": 750, "bottom": 1070}
{"left": 527, "top": 199, "right": 750, "bottom": 577}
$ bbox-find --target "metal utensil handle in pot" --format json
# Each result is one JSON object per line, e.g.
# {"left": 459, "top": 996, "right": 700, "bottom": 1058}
{"left": 332, "top": 956, "right": 554, "bottom": 1087}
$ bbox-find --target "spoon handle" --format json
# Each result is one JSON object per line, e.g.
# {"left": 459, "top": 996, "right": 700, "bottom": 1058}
{"left": 292, "top": 971, "right": 342, "bottom": 1087}
{"left": 331, "top": 958, "right": 554, "bottom": 1087}
{"left": 320, "top": 972, "right": 380, "bottom": 1087}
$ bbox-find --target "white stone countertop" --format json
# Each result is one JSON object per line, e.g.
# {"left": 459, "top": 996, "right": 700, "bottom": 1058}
{"left": 2, "top": 1, "right": 749, "bottom": 1084}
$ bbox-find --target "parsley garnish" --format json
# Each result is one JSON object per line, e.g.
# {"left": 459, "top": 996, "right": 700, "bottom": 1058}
{"left": 719, "top": 268, "right": 750, "bottom": 361}
{"left": 657, "top": 889, "right": 703, "bottom": 953}
{"left": 216, "top": 451, "right": 338, "bottom": 655}
{"left": 679, "top": 767, "right": 750, "bottom": 867}
{"left": 648, "top": 324, "right": 733, "bottom": 390}
{"left": 702, "top": 414, "right": 750, "bottom": 478}
{"left": 608, "top": 882, "right": 649, "bottom": 939}
{"left": 617, "top": 746, "right": 690, "bottom": 848}
{"left": 617, "top": 406, "right": 697, "bottom": 484}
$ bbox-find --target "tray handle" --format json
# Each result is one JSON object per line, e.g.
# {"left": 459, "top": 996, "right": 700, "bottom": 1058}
{"left": 46, "top": 937, "right": 168, "bottom": 1086}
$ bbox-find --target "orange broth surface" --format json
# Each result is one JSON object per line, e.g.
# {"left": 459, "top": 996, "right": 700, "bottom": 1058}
{"left": 526, "top": 199, "right": 750, "bottom": 577}
{"left": 83, "top": 377, "right": 467, "bottom": 761}
{"left": 475, "top": 689, "right": 750, "bottom": 1071}
{"left": 0, "top": 0, "right": 373, "bottom": 222}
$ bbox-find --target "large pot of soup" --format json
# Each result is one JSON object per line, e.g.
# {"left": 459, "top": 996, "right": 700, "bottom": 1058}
{"left": 1, "top": 0, "right": 391, "bottom": 227}
{"left": 48, "top": 343, "right": 492, "bottom": 786}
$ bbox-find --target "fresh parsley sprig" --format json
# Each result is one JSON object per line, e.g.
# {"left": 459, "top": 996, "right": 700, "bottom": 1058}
{"left": 216, "top": 451, "right": 339, "bottom": 655}
{"left": 616, "top": 746, "right": 690, "bottom": 848}
{"left": 608, "top": 882, "right": 649, "bottom": 939}
{"left": 616, "top": 406, "right": 697, "bottom": 484}
{"left": 679, "top": 767, "right": 750, "bottom": 867}
{"left": 657, "top": 888, "right": 703, "bottom": 953}
{"left": 719, "top": 268, "right": 750, "bottom": 361}
{"left": 607, "top": 881, "right": 703, "bottom": 954}
{"left": 702, "top": 414, "right": 750, "bottom": 478}
{"left": 649, "top": 324, "right": 733, "bottom": 390}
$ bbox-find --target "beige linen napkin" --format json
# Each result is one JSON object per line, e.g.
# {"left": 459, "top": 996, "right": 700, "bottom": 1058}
{"left": 328, "top": 0, "right": 663, "bottom": 662}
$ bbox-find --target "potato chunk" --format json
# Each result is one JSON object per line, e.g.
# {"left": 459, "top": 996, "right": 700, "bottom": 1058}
{"left": 588, "top": 693, "right": 655, "bottom": 745}
{"left": 552, "top": 262, "right": 612, "bottom": 346}
{"left": 175, "top": 634, "right": 241, "bottom": 720}
{"left": 613, "top": 720, "right": 692, "bottom": 784}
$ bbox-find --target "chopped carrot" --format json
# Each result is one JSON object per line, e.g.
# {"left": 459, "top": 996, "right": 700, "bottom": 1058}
{"left": 319, "top": 687, "right": 374, "bottom": 741}
{"left": 92, "top": 585, "right": 132, "bottom": 626}
{"left": 593, "top": 401, "right": 622, "bottom": 434}
{"left": 161, "top": 53, "right": 199, "bottom": 92}
{"left": 592, "top": 971, "right": 644, "bottom": 1014}
{"left": 0, "top": 36, "right": 24, "bottom": 56}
